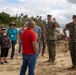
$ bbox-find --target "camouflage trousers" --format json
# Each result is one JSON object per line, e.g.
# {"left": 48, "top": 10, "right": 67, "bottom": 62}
{"left": 42, "top": 37, "right": 46, "bottom": 55}
{"left": 47, "top": 40, "right": 56, "bottom": 61}
{"left": 69, "top": 42, "right": 76, "bottom": 66}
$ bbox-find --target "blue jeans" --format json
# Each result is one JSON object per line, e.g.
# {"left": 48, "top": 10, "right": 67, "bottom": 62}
{"left": 11, "top": 41, "right": 16, "bottom": 59}
{"left": 20, "top": 54, "right": 38, "bottom": 75}
{"left": 18, "top": 41, "right": 22, "bottom": 54}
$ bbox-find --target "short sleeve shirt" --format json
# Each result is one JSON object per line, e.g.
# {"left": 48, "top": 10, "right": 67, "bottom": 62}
{"left": 21, "top": 28, "right": 36, "bottom": 54}
{"left": 7, "top": 28, "right": 18, "bottom": 41}
{"left": 33, "top": 25, "right": 42, "bottom": 39}
{"left": 65, "top": 22, "right": 76, "bottom": 41}
{"left": 46, "top": 21, "right": 57, "bottom": 40}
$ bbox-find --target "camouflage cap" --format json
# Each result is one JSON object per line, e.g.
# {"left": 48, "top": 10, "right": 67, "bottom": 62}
{"left": 47, "top": 15, "right": 52, "bottom": 18}
{"left": 73, "top": 15, "right": 76, "bottom": 19}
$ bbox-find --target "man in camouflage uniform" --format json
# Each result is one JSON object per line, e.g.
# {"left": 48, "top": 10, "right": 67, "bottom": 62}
{"left": 63, "top": 15, "right": 76, "bottom": 69}
{"left": 41, "top": 21, "right": 47, "bottom": 56}
{"left": 46, "top": 15, "right": 60, "bottom": 63}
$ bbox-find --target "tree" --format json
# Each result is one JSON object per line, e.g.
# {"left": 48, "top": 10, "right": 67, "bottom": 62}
{"left": 36, "top": 15, "right": 39, "bottom": 19}
{"left": 0, "top": 12, "right": 11, "bottom": 24}
{"left": 39, "top": 16, "right": 42, "bottom": 21}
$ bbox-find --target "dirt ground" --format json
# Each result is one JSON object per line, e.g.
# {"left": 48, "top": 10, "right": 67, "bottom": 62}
{"left": 0, "top": 40, "right": 76, "bottom": 75}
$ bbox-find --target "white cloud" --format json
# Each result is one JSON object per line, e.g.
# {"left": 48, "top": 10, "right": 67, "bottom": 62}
{"left": 0, "top": 0, "right": 6, "bottom": 2}
{"left": 18, "top": 0, "right": 28, "bottom": 2}
{"left": 0, "top": 0, "right": 76, "bottom": 26}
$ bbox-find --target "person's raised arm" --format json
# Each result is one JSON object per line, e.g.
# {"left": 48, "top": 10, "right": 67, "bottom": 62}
{"left": 53, "top": 18, "right": 60, "bottom": 27}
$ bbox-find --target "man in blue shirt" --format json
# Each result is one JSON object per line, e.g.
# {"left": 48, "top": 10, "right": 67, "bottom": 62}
{"left": 33, "top": 20, "right": 42, "bottom": 55}
{"left": 7, "top": 22, "right": 18, "bottom": 59}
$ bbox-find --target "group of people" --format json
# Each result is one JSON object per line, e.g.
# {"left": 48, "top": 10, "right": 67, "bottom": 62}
{"left": 0, "top": 22, "right": 27, "bottom": 63}
{"left": 0, "top": 14, "right": 76, "bottom": 75}
{"left": 0, "top": 22, "right": 18, "bottom": 64}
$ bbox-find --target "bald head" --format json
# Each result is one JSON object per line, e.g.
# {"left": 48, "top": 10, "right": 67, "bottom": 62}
{"left": 28, "top": 20, "right": 35, "bottom": 28}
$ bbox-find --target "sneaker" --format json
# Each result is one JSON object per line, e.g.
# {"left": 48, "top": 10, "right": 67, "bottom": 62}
{"left": 0, "top": 62, "right": 3, "bottom": 64}
{"left": 10, "top": 58, "right": 13, "bottom": 60}
{"left": 18, "top": 53, "right": 21, "bottom": 56}
{"left": 74, "top": 66, "right": 76, "bottom": 70}
{"left": 68, "top": 66, "right": 74, "bottom": 70}
{"left": 4, "top": 61, "right": 8, "bottom": 63}
{"left": 41, "top": 54, "right": 44, "bottom": 57}
{"left": 44, "top": 59, "right": 52, "bottom": 63}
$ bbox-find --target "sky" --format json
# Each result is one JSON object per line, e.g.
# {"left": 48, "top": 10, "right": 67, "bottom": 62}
{"left": 0, "top": 0, "right": 76, "bottom": 26}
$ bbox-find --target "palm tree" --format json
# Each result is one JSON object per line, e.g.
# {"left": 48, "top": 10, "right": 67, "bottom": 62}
{"left": 36, "top": 15, "right": 39, "bottom": 19}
